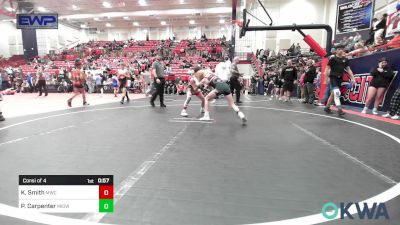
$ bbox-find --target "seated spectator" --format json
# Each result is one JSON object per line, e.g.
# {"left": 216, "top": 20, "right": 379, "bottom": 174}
{"left": 387, "top": 31, "right": 400, "bottom": 49}
{"left": 176, "top": 81, "right": 185, "bottom": 95}
{"left": 350, "top": 42, "right": 369, "bottom": 57}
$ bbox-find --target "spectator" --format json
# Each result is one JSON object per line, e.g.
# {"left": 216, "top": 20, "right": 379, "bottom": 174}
{"left": 303, "top": 59, "right": 317, "bottom": 104}
{"left": 0, "top": 92, "right": 4, "bottom": 121}
{"left": 366, "top": 18, "right": 379, "bottom": 46}
{"left": 281, "top": 59, "right": 297, "bottom": 102}
{"left": 387, "top": 31, "right": 400, "bottom": 49}
{"left": 382, "top": 87, "right": 400, "bottom": 120}
{"left": 250, "top": 73, "right": 259, "bottom": 95}
{"left": 26, "top": 73, "right": 34, "bottom": 93}
{"left": 374, "top": 14, "right": 388, "bottom": 44}
{"left": 1, "top": 70, "right": 10, "bottom": 90}
{"left": 95, "top": 73, "right": 104, "bottom": 94}
{"left": 362, "top": 58, "right": 394, "bottom": 114}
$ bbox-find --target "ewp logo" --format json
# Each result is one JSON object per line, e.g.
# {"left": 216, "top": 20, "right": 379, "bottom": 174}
{"left": 17, "top": 14, "right": 58, "bottom": 29}
{"left": 322, "top": 202, "right": 389, "bottom": 220}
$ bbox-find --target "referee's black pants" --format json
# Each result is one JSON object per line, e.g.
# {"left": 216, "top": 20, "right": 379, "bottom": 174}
{"left": 150, "top": 77, "right": 165, "bottom": 105}
{"left": 37, "top": 80, "right": 48, "bottom": 96}
{"left": 230, "top": 76, "right": 241, "bottom": 102}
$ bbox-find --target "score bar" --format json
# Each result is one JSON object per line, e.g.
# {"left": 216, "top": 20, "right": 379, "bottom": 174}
{"left": 19, "top": 175, "right": 114, "bottom": 213}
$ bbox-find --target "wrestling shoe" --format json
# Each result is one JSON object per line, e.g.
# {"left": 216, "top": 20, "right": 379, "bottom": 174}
{"left": 238, "top": 111, "right": 247, "bottom": 124}
{"left": 181, "top": 109, "right": 188, "bottom": 117}
{"left": 199, "top": 112, "right": 211, "bottom": 121}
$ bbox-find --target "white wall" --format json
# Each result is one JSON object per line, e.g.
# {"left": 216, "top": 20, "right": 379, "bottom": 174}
{"left": 238, "top": 64, "right": 253, "bottom": 78}
{"left": 0, "top": 22, "right": 23, "bottom": 57}
{"left": 36, "top": 24, "right": 88, "bottom": 56}
{"left": 92, "top": 25, "right": 229, "bottom": 41}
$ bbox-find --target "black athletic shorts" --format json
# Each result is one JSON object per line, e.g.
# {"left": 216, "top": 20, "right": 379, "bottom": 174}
{"left": 283, "top": 81, "right": 294, "bottom": 92}
{"left": 329, "top": 76, "right": 342, "bottom": 89}
{"left": 370, "top": 79, "right": 389, "bottom": 88}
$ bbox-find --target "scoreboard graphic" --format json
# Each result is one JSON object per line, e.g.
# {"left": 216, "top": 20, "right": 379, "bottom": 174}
{"left": 19, "top": 175, "right": 113, "bottom": 213}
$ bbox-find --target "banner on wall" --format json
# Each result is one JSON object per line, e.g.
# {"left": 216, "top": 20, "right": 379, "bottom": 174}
{"left": 340, "top": 49, "right": 400, "bottom": 111}
{"left": 386, "top": 0, "right": 400, "bottom": 38}
{"left": 335, "top": 0, "right": 374, "bottom": 41}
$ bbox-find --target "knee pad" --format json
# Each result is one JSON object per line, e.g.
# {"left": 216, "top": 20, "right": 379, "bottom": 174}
{"left": 333, "top": 87, "right": 341, "bottom": 106}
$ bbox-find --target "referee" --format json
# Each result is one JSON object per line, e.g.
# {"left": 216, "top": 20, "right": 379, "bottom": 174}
{"left": 150, "top": 55, "right": 166, "bottom": 107}
{"left": 230, "top": 57, "right": 243, "bottom": 104}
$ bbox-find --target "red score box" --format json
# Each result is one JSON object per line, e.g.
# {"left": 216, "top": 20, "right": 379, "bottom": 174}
{"left": 99, "top": 185, "right": 114, "bottom": 199}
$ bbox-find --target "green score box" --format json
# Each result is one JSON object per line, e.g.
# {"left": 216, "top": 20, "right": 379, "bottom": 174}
{"left": 99, "top": 199, "right": 114, "bottom": 213}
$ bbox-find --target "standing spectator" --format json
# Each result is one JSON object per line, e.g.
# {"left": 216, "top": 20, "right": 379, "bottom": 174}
{"left": 87, "top": 73, "right": 94, "bottom": 94}
{"left": 295, "top": 43, "right": 301, "bottom": 56}
{"left": 250, "top": 73, "right": 259, "bottom": 95}
{"left": 36, "top": 71, "right": 48, "bottom": 97}
{"left": 281, "top": 59, "right": 297, "bottom": 102}
{"left": 374, "top": 14, "right": 388, "bottom": 44}
{"left": 366, "top": 18, "right": 379, "bottom": 46}
{"left": 95, "top": 73, "right": 103, "bottom": 94}
{"left": 230, "top": 56, "right": 243, "bottom": 103}
{"left": 382, "top": 88, "right": 400, "bottom": 120}
{"left": 1, "top": 70, "right": 10, "bottom": 90}
{"left": 27, "top": 73, "right": 34, "bottom": 93}
{"left": 150, "top": 55, "right": 166, "bottom": 107}
{"left": 111, "top": 73, "right": 118, "bottom": 97}
{"left": 362, "top": 58, "right": 394, "bottom": 114}
{"left": 303, "top": 59, "right": 317, "bottom": 104}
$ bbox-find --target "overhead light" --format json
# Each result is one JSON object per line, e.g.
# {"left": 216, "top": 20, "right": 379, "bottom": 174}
{"left": 189, "top": 20, "right": 195, "bottom": 25}
{"left": 161, "top": 21, "right": 166, "bottom": 25}
{"left": 106, "top": 23, "right": 111, "bottom": 27}
{"left": 80, "top": 24, "right": 87, "bottom": 28}
{"left": 138, "top": 0, "right": 147, "bottom": 6}
{"left": 72, "top": 5, "right": 78, "bottom": 10}
{"left": 216, "top": 0, "right": 224, "bottom": 2}
{"left": 37, "top": 6, "right": 46, "bottom": 12}
{"left": 133, "top": 22, "right": 139, "bottom": 26}
{"left": 180, "top": 0, "right": 184, "bottom": 3}
{"left": 219, "top": 19, "right": 225, "bottom": 24}
{"left": 94, "top": 17, "right": 100, "bottom": 21}
{"left": 123, "top": 16, "right": 130, "bottom": 20}
{"left": 102, "top": 2, "right": 112, "bottom": 8}
{"left": 220, "top": 27, "right": 225, "bottom": 31}
{"left": 143, "top": 29, "right": 148, "bottom": 33}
